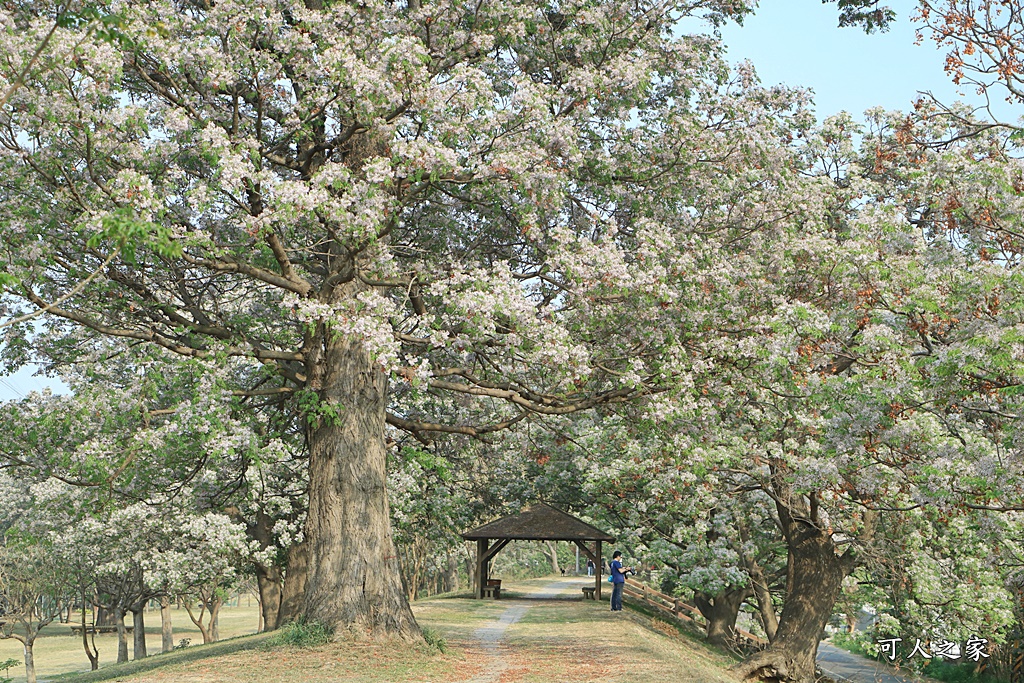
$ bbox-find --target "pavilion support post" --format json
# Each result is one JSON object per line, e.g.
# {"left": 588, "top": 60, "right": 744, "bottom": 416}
{"left": 476, "top": 539, "right": 487, "bottom": 599}
{"left": 596, "top": 540, "right": 603, "bottom": 601}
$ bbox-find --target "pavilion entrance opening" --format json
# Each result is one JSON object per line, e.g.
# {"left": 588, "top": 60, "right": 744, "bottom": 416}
{"left": 460, "top": 503, "right": 616, "bottom": 601}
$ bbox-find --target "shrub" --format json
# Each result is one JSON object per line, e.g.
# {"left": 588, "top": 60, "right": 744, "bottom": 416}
{"left": 0, "top": 658, "right": 20, "bottom": 683}
{"left": 421, "top": 627, "right": 448, "bottom": 654}
{"left": 919, "top": 661, "right": 1005, "bottom": 683}
{"left": 272, "top": 618, "right": 334, "bottom": 647}
{"left": 830, "top": 630, "right": 875, "bottom": 659}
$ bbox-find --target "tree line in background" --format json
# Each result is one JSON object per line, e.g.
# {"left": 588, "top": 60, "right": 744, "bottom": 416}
{"left": 1, "top": 1, "right": 1024, "bottom": 682}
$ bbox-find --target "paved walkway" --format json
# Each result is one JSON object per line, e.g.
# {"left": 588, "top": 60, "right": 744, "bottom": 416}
{"left": 818, "top": 642, "right": 924, "bottom": 683}
{"left": 461, "top": 578, "right": 577, "bottom": 683}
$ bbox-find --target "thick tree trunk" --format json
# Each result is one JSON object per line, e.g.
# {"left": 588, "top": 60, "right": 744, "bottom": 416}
{"left": 255, "top": 564, "right": 283, "bottom": 631}
{"left": 249, "top": 509, "right": 296, "bottom": 631}
{"left": 23, "top": 638, "right": 36, "bottom": 683}
{"left": 115, "top": 612, "right": 129, "bottom": 664}
{"left": 694, "top": 588, "right": 751, "bottom": 648}
{"left": 301, "top": 329, "right": 419, "bottom": 639}
{"left": 131, "top": 607, "right": 147, "bottom": 659}
{"left": 733, "top": 524, "right": 849, "bottom": 683}
{"left": 160, "top": 596, "right": 173, "bottom": 652}
{"left": 95, "top": 604, "right": 117, "bottom": 627}
{"left": 278, "top": 541, "right": 308, "bottom": 625}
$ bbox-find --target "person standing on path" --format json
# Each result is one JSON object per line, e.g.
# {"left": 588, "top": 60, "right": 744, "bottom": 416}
{"left": 609, "top": 551, "right": 633, "bottom": 611}
{"left": 587, "top": 559, "right": 595, "bottom": 577}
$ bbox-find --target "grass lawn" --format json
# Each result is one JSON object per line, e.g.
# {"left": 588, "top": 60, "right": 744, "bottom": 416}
{"left": 0, "top": 602, "right": 262, "bottom": 683}
{"left": 488, "top": 577, "right": 740, "bottom": 683}
{"left": 32, "top": 577, "right": 743, "bottom": 683}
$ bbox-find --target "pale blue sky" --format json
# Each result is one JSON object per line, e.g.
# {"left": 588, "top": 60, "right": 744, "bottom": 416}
{"left": 1, "top": 1, "right": 1015, "bottom": 401}
{"left": 719, "top": 0, "right": 1017, "bottom": 122}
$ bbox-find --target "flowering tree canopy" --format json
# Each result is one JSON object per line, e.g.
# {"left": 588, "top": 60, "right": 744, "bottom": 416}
{"left": 0, "top": 0, "right": 820, "bottom": 637}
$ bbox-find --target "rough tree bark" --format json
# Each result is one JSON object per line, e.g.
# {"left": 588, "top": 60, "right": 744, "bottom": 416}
{"left": 249, "top": 508, "right": 282, "bottom": 632}
{"left": 255, "top": 564, "right": 283, "bottom": 631}
{"left": 732, "top": 494, "right": 865, "bottom": 683}
{"left": 300, "top": 313, "right": 419, "bottom": 639}
{"left": 694, "top": 587, "right": 752, "bottom": 648}
{"left": 278, "top": 541, "right": 309, "bottom": 625}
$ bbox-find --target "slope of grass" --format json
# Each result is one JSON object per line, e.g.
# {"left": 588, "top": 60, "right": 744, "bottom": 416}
{"left": 49, "top": 577, "right": 742, "bottom": 683}
{"left": 48, "top": 632, "right": 277, "bottom": 683}
{"left": 0, "top": 604, "right": 262, "bottom": 683}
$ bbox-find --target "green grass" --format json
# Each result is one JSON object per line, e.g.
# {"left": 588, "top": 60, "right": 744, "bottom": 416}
{"left": 829, "top": 630, "right": 876, "bottom": 659}
{"left": 0, "top": 603, "right": 262, "bottom": 683}
{"left": 266, "top": 620, "right": 333, "bottom": 648}
{"left": 48, "top": 632, "right": 276, "bottom": 683}
{"left": 41, "top": 576, "right": 749, "bottom": 683}
{"left": 915, "top": 660, "right": 1006, "bottom": 683}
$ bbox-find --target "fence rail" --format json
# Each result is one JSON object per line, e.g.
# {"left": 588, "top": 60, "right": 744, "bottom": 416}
{"left": 622, "top": 578, "right": 768, "bottom": 650}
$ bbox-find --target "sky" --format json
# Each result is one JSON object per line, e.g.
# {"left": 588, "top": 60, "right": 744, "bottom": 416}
{"left": 1, "top": 1, "right": 1017, "bottom": 401}
{"left": 719, "top": 0, "right": 1017, "bottom": 122}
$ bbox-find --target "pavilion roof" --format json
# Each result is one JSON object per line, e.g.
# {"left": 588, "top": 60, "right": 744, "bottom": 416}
{"left": 460, "top": 503, "right": 615, "bottom": 542}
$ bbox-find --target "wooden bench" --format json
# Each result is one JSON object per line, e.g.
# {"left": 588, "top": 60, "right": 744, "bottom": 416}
{"left": 581, "top": 586, "right": 596, "bottom": 600}
{"left": 70, "top": 624, "right": 133, "bottom": 635}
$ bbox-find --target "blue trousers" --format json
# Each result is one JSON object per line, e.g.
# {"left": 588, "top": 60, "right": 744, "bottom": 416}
{"left": 611, "top": 582, "right": 624, "bottom": 610}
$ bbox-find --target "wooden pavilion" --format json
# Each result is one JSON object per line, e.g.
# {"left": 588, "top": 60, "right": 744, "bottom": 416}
{"left": 461, "top": 503, "right": 616, "bottom": 600}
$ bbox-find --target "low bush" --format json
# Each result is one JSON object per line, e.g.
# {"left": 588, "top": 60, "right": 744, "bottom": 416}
{"left": 829, "top": 631, "right": 875, "bottom": 659}
{"left": 270, "top": 619, "right": 334, "bottom": 648}
{"left": 0, "top": 657, "right": 21, "bottom": 683}
{"left": 918, "top": 661, "right": 1005, "bottom": 683}
{"left": 421, "top": 627, "right": 448, "bottom": 654}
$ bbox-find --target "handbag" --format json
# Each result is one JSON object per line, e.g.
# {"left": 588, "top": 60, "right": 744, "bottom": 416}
{"left": 607, "top": 574, "right": 613, "bottom": 583}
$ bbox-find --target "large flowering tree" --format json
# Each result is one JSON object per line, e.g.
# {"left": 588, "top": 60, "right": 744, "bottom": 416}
{"left": 0, "top": 0, "right": 822, "bottom": 637}
{"left": 703, "top": 109, "right": 1024, "bottom": 681}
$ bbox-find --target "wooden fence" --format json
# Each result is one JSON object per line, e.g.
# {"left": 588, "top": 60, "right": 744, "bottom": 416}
{"left": 622, "top": 578, "right": 768, "bottom": 650}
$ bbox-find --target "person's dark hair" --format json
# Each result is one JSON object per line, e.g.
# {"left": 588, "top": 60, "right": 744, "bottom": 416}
{"left": 612, "top": 550, "right": 622, "bottom": 559}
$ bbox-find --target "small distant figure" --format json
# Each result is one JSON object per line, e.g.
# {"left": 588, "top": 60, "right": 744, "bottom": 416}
{"left": 560, "top": 567, "right": 565, "bottom": 576}
{"left": 586, "top": 559, "right": 595, "bottom": 577}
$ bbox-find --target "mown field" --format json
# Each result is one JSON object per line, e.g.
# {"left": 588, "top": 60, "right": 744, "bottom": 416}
{"left": 5, "top": 578, "right": 743, "bottom": 683}
{"left": 0, "top": 601, "right": 262, "bottom": 682}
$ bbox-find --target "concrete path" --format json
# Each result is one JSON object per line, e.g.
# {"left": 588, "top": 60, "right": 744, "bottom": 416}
{"left": 818, "top": 642, "right": 924, "bottom": 683}
{"left": 461, "top": 578, "right": 578, "bottom": 683}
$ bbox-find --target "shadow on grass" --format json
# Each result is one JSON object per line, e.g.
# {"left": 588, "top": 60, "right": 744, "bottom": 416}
{"left": 48, "top": 632, "right": 276, "bottom": 683}
{"left": 622, "top": 600, "right": 747, "bottom": 662}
